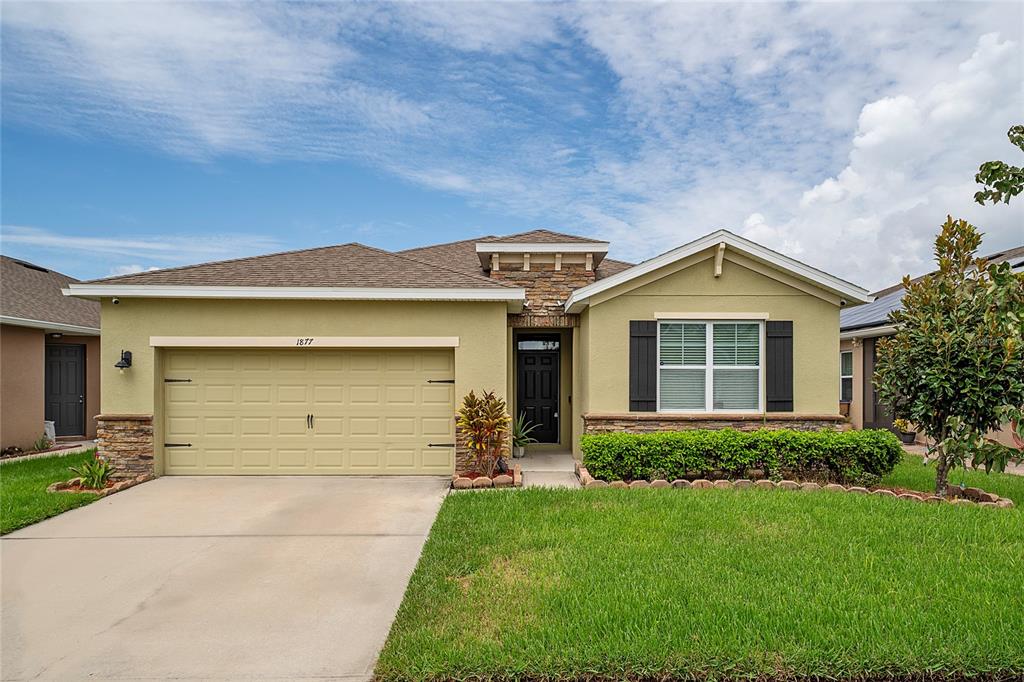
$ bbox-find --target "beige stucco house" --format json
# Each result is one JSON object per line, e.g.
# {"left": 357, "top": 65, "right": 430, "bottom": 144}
{"left": 1, "top": 256, "right": 101, "bottom": 450}
{"left": 65, "top": 229, "right": 871, "bottom": 478}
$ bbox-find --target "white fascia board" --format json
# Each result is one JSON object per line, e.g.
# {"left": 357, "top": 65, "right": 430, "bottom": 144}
{"left": 0, "top": 315, "right": 100, "bottom": 336}
{"left": 64, "top": 284, "right": 526, "bottom": 302}
{"left": 475, "top": 242, "right": 609, "bottom": 253}
{"left": 565, "top": 229, "right": 872, "bottom": 312}
{"left": 840, "top": 324, "right": 897, "bottom": 340}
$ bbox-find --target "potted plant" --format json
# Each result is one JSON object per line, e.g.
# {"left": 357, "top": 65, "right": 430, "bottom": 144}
{"left": 512, "top": 414, "right": 539, "bottom": 458}
{"left": 456, "top": 390, "right": 511, "bottom": 478}
{"left": 892, "top": 419, "right": 917, "bottom": 445}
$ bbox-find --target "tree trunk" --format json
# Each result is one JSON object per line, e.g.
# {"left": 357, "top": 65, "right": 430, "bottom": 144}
{"left": 935, "top": 451, "right": 951, "bottom": 497}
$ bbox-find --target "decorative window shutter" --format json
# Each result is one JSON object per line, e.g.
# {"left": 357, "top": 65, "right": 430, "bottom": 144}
{"left": 629, "top": 320, "right": 657, "bottom": 411}
{"left": 765, "top": 321, "right": 793, "bottom": 412}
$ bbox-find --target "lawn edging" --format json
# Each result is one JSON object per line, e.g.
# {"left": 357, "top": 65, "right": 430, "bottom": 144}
{"left": 575, "top": 460, "right": 1015, "bottom": 508}
{"left": 451, "top": 463, "right": 522, "bottom": 490}
{"left": 47, "top": 473, "right": 154, "bottom": 498}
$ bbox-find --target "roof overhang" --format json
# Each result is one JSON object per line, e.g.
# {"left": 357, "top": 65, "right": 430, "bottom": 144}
{"left": 564, "top": 229, "right": 872, "bottom": 313}
{"left": 475, "top": 241, "right": 609, "bottom": 268}
{"left": 0, "top": 315, "right": 100, "bottom": 336}
{"left": 840, "top": 324, "right": 896, "bottom": 340}
{"left": 65, "top": 284, "right": 526, "bottom": 311}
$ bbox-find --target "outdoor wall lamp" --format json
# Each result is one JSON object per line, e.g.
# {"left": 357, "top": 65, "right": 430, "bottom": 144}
{"left": 114, "top": 350, "right": 133, "bottom": 374}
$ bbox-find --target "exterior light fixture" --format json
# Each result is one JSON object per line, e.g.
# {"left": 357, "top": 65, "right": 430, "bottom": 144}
{"left": 49, "top": 332, "right": 63, "bottom": 339}
{"left": 114, "top": 350, "right": 133, "bottom": 374}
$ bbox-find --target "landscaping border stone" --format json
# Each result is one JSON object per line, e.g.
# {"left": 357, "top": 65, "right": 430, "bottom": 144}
{"left": 47, "top": 473, "right": 153, "bottom": 498}
{"left": 572, "top": 460, "right": 1015, "bottom": 509}
{"left": 450, "top": 463, "right": 523, "bottom": 490}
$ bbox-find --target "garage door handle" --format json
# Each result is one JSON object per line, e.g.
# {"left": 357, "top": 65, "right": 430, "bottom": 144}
{"left": 164, "top": 443, "right": 192, "bottom": 448}
{"left": 427, "top": 443, "right": 455, "bottom": 448}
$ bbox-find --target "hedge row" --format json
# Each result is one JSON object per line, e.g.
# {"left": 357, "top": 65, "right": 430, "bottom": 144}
{"left": 580, "top": 429, "right": 903, "bottom": 487}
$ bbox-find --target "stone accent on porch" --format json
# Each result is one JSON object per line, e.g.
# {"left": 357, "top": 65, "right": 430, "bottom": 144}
{"left": 95, "top": 414, "right": 154, "bottom": 479}
{"left": 582, "top": 413, "right": 849, "bottom": 434}
{"left": 491, "top": 264, "right": 595, "bottom": 317}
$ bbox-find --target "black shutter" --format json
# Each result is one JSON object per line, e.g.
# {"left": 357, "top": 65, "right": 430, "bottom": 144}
{"left": 629, "top": 320, "right": 658, "bottom": 411}
{"left": 765, "top": 321, "right": 793, "bottom": 412}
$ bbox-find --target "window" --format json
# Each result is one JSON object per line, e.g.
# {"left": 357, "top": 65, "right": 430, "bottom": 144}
{"left": 840, "top": 351, "right": 853, "bottom": 403}
{"left": 658, "top": 321, "right": 762, "bottom": 412}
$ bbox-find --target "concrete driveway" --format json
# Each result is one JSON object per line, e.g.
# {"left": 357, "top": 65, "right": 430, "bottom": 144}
{"left": 1, "top": 476, "right": 448, "bottom": 681}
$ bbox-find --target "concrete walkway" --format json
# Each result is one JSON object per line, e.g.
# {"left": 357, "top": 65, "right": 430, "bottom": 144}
{"left": 519, "top": 452, "right": 580, "bottom": 488}
{"left": 2, "top": 476, "right": 448, "bottom": 681}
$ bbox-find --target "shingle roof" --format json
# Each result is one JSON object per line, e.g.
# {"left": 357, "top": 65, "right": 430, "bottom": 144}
{"left": 478, "top": 229, "right": 606, "bottom": 244}
{"left": 1, "top": 256, "right": 100, "bottom": 328}
{"left": 400, "top": 235, "right": 633, "bottom": 279}
{"left": 841, "top": 244, "right": 1024, "bottom": 331}
{"left": 85, "top": 243, "right": 514, "bottom": 289}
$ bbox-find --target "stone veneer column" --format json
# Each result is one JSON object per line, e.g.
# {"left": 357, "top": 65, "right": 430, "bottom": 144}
{"left": 95, "top": 414, "right": 154, "bottom": 479}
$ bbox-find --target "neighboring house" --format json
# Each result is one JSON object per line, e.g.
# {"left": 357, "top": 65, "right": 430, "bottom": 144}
{"left": 839, "top": 245, "right": 1024, "bottom": 444}
{"left": 1, "top": 256, "right": 101, "bottom": 449}
{"left": 65, "top": 229, "right": 870, "bottom": 478}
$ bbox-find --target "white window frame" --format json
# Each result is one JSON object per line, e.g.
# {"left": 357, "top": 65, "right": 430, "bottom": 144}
{"left": 656, "top": 320, "right": 765, "bottom": 414}
{"left": 840, "top": 350, "right": 854, "bottom": 403}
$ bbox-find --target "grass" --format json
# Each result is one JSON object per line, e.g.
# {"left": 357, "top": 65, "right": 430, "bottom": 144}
{"left": 377, "top": 487, "right": 1024, "bottom": 681}
{"left": 882, "top": 453, "right": 1024, "bottom": 506}
{"left": 0, "top": 450, "right": 100, "bottom": 535}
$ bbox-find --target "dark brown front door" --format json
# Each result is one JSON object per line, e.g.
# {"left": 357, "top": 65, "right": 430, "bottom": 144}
{"left": 517, "top": 336, "right": 559, "bottom": 444}
{"left": 45, "top": 344, "right": 85, "bottom": 437}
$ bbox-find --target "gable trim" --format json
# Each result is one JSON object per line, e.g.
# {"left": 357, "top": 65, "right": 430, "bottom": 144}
{"left": 476, "top": 242, "right": 609, "bottom": 254}
{"left": 564, "top": 230, "right": 871, "bottom": 312}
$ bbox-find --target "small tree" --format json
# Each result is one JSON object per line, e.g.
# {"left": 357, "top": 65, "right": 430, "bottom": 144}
{"left": 456, "top": 390, "right": 511, "bottom": 477}
{"left": 974, "top": 124, "right": 1024, "bottom": 205}
{"left": 875, "top": 216, "right": 1024, "bottom": 495}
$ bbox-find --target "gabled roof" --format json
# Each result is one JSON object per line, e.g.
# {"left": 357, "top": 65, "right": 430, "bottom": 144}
{"left": 1, "top": 256, "right": 100, "bottom": 333}
{"left": 68, "top": 243, "right": 525, "bottom": 303}
{"left": 565, "top": 229, "right": 872, "bottom": 313}
{"left": 840, "top": 243, "right": 1024, "bottom": 334}
{"left": 478, "top": 229, "right": 606, "bottom": 244}
{"left": 400, "top": 234, "right": 631, "bottom": 279}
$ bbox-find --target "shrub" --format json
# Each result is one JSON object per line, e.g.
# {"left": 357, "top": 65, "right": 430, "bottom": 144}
{"left": 69, "top": 455, "right": 111, "bottom": 490}
{"left": 456, "top": 390, "right": 511, "bottom": 477}
{"left": 580, "top": 429, "right": 903, "bottom": 486}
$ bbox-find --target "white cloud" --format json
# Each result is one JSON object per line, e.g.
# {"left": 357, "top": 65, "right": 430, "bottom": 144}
{"left": 0, "top": 225, "right": 282, "bottom": 272}
{"left": 108, "top": 264, "right": 161, "bottom": 277}
{"left": 2, "top": 3, "right": 1021, "bottom": 289}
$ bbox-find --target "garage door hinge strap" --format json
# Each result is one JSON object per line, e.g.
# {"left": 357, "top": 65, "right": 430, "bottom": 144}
{"left": 427, "top": 443, "right": 456, "bottom": 447}
{"left": 427, "top": 379, "right": 455, "bottom": 384}
{"left": 164, "top": 378, "right": 193, "bottom": 383}
{"left": 164, "top": 443, "right": 192, "bottom": 448}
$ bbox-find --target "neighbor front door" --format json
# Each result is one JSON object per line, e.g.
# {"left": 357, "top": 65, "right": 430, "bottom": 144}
{"left": 45, "top": 344, "right": 85, "bottom": 437}
{"left": 517, "top": 338, "right": 559, "bottom": 444}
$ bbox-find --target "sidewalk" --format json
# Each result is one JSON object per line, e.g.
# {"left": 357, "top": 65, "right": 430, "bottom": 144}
{"left": 518, "top": 452, "right": 580, "bottom": 488}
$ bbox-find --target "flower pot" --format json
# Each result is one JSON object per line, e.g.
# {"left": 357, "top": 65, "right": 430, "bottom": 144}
{"left": 899, "top": 431, "right": 917, "bottom": 445}
{"left": 512, "top": 445, "right": 525, "bottom": 458}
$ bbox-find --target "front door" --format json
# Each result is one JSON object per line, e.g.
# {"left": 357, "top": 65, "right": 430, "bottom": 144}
{"left": 517, "top": 336, "right": 559, "bottom": 443}
{"left": 45, "top": 344, "right": 85, "bottom": 437}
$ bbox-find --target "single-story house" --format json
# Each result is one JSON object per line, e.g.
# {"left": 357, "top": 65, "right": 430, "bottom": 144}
{"left": 65, "top": 229, "right": 871, "bottom": 478}
{"left": 840, "top": 244, "right": 1024, "bottom": 444}
{"left": 1, "top": 256, "right": 101, "bottom": 450}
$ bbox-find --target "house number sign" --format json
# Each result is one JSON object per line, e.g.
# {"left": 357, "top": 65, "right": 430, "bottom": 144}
{"left": 295, "top": 338, "right": 315, "bottom": 346}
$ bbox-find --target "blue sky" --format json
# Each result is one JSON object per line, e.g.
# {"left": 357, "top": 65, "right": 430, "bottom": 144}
{"left": 1, "top": 2, "right": 1021, "bottom": 289}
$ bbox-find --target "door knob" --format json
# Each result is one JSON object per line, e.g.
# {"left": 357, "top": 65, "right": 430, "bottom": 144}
{"left": 78, "top": 395, "right": 84, "bottom": 404}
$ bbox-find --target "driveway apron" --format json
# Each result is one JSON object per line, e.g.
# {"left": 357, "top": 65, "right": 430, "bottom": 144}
{"left": 1, "top": 476, "right": 448, "bottom": 681}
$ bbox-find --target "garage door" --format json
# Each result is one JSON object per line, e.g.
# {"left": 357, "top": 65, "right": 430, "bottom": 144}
{"left": 162, "top": 348, "right": 455, "bottom": 475}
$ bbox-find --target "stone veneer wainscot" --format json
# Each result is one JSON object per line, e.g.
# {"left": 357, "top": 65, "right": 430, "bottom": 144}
{"left": 95, "top": 414, "right": 154, "bottom": 479}
{"left": 583, "top": 413, "right": 850, "bottom": 434}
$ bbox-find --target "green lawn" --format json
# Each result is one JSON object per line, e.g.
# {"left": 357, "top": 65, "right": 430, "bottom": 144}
{"left": 377, "top": 487, "right": 1023, "bottom": 681}
{"left": 0, "top": 451, "right": 100, "bottom": 535}
{"left": 882, "top": 453, "right": 1024, "bottom": 506}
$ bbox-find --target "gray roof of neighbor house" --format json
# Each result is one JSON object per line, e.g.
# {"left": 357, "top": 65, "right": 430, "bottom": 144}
{"left": 401, "top": 231, "right": 633, "bottom": 280}
{"left": 82, "top": 243, "right": 515, "bottom": 290}
{"left": 0, "top": 256, "right": 100, "bottom": 329}
{"left": 840, "top": 244, "right": 1024, "bottom": 332}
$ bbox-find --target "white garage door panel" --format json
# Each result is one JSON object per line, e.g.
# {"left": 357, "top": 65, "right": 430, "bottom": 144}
{"left": 163, "top": 349, "right": 455, "bottom": 475}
